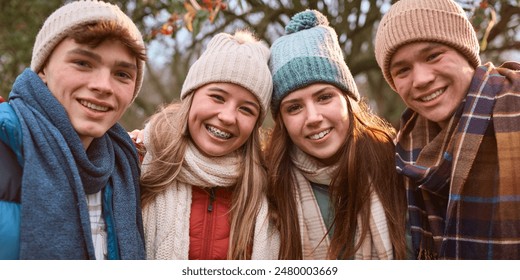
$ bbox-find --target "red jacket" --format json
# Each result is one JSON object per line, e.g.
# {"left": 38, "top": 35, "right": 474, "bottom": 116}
{"left": 189, "top": 186, "right": 232, "bottom": 260}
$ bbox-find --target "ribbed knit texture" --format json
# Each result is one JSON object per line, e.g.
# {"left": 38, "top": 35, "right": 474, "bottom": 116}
{"left": 181, "top": 31, "right": 272, "bottom": 120}
{"left": 269, "top": 9, "right": 360, "bottom": 115}
{"left": 142, "top": 138, "right": 280, "bottom": 260}
{"left": 31, "top": 0, "right": 145, "bottom": 99}
{"left": 374, "top": 0, "right": 481, "bottom": 91}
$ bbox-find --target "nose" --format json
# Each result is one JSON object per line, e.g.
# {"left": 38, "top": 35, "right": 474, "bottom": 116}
{"left": 412, "top": 63, "right": 435, "bottom": 89}
{"left": 89, "top": 69, "right": 114, "bottom": 95}
{"left": 217, "top": 106, "right": 237, "bottom": 125}
{"left": 305, "top": 103, "right": 323, "bottom": 127}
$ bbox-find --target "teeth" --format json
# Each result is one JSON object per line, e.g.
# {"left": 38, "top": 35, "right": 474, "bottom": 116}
{"left": 207, "top": 125, "right": 232, "bottom": 139}
{"left": 421, "top": 89, "right": 444, "bottom": 102}
{"left": 309, "top": 129, "right": 331, "bottom": 140}
{"left": 80, "top": 100, "right": 109, "bottom": 112}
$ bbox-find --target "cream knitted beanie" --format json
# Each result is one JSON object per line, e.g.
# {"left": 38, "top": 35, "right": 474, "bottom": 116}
{"left": 31, "top": 0, "right": 146, "bottom": 99}
{"left": 180, "top": 30, "right": 273, "bottom": 120}
{"left": 374, "top": 0, "right": 481, "bottom": 91}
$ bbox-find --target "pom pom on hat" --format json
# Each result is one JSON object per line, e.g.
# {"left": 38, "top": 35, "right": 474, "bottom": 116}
{"left": 269, "top": 9, "right": 360, "bottom": 115}
{"left": 285, "top": 10, "right": 329, "bottom": 34}
{"left": 180, "top": 30, "right": 273, "bottom": 121}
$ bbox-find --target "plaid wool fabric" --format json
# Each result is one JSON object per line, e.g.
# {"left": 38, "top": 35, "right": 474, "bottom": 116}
{"left": 396, "top": 62, "right": 520, "bottom": 259}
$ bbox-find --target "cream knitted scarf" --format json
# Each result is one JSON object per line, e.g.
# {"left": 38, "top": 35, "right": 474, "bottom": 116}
{"left": 291, "top": 147, "right": 393, "bottom": 259}
{"left": 142, "top": 140, "right": 279, "bottom": 259}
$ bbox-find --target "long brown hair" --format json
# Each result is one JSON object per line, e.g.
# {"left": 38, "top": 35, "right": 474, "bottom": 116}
{"left": 140, "top": 92, "right": 267, "bottom": 260}
{"left": 265, "top": 96, "right": 407, "bottom": 259}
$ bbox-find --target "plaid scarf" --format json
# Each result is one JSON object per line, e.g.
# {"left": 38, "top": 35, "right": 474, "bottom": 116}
{"left": 396, "top": 62, "right": 520, "bottom": 259}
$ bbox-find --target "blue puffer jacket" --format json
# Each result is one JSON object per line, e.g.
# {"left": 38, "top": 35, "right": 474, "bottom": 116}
{"left": 0, "top": 101, "right": 22, "bottom": 259}
{"left": 0, "top": 101, "right": 124, "bottom": 259}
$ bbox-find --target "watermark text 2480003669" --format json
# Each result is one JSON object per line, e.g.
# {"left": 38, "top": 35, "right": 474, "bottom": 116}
{"left": 181, "top": 266, "right": 339, "bottom": 276}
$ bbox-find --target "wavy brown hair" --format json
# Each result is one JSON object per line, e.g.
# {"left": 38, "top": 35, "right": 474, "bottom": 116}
{"left": 68, "top": 21, "right": 146, "bottom": 63}
{"left": 140, "top": 93, "right": 267, "bottom": 260}
{"left": 265, "top": 96, "right": 407, "bottom": 260}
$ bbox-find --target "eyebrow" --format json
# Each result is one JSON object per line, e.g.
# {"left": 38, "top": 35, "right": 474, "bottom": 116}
{"left": 390, "top": 42, "right": 443, "bottom": 70}
{"left": 68, "top": 48, "right": 137, "bottom": 71}
{"left": 207, "top": 86, "right": 260, "bottom": 110}
{"left": 280, "top": 86, "right": 337, "bottom": 106}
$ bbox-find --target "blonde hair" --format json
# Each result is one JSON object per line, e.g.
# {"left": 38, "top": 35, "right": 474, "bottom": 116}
{"left": 140, "top": 92, "right": 267, "bottom": 259}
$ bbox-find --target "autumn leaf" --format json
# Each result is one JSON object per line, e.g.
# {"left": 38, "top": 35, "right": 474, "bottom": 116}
{"left": 184, "top": 1, "right": 198, "bottom": 32}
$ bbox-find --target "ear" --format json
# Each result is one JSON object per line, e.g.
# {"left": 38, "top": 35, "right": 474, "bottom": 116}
{"left": 37, "top": 68, "right": 47, "bottom": 84}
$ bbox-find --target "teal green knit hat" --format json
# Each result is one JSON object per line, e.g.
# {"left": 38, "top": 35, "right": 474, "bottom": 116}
{"left": 270, "top": 9, "right": 360, "bottom": 115}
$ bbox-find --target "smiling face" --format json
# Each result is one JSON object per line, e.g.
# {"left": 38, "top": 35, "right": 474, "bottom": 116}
{"left": 187, "top": 83, "right": 260, "bottom": 157}
{"left": 390, "top": 42, "right": 475, "bottom": 128}
{"left": 38, "top": 38, "right": 137, "bottom": 149}
{"left": 280, "top": 83, "right": 350, "bottom": 165}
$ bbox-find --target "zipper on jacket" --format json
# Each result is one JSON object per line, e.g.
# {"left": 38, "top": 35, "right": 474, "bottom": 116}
{"left": 207, "top": 188, "right": 216, "bottom": 212}
{"left": 201, "top": 188, "right": 216, "bottom": 259}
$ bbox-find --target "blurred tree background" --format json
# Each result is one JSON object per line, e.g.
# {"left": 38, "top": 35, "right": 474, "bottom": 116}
{"left": 1, "top": 0, "right": 518, "bottom": 130}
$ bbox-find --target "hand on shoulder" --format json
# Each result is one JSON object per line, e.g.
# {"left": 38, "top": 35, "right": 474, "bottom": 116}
{"left": 128, "top": 129, "right": 146, "bottom": 163}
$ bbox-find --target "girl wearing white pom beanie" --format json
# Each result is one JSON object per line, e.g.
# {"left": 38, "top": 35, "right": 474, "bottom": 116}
{"left": 138, "top": 30, "right": 280, "bottom": 260}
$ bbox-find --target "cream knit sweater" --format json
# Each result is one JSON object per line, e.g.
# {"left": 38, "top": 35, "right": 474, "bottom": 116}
{"left": 142, "top": 138, "right": 280, "bottom": 259}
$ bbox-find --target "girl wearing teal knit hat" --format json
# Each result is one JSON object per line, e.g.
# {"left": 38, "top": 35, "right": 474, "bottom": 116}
{"left": 265, "top": 10, "right": 407, "bottom": 259}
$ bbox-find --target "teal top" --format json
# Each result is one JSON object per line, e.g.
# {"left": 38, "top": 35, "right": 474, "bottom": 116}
{"left": 311, "top": 181, "right": 415, "bottom": 259}
{"left": 310, "top": 182, "right": 334, "bottom": 238}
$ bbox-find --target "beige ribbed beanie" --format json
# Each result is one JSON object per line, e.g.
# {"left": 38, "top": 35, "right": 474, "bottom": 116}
{"left": 31, "top": 0, "right": 146, "bottom": 99}
{"left": 181, "top": 30, "right": 273, "bottom": 120}
{"left": 374, "top": 0, "right": 481, "bottom": 91}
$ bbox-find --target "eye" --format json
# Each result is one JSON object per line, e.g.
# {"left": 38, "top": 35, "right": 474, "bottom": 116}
{"left": 210, "top": 94, "right": 225, "bottom": 103}
{"left": 317, "top": 93, "right": 333, "bottom": 102}
{"left": 392, "top": 66, "right": 410, "bottom": 78}
{"left": 285, "top": 103, "right": 302, "bottom": 114}
{"left": 115, "top": 71, "right": 133, "bottom": 81}
{"left": 73, "top": 60, "right": 91, "bottom": 68}
{"left": 426, "top": 52, "right": 442, "bottom": 62}
{"left": 239, "top": 105, "right": 258, "bottom": 116}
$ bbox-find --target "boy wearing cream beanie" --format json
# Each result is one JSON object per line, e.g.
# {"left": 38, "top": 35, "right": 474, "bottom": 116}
{"left": 375, "top": 0, "right": 520, "bottom": 259}
{"left": 0, "top": 0, "right": 146, "bottom": 259}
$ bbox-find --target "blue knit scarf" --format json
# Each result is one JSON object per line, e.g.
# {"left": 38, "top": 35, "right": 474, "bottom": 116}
{"left": 9, "top": 69, "right": 145, "bottom": 259}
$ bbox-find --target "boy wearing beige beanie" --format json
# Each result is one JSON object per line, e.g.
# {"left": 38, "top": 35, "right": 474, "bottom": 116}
{"left": 375, "top": 0, "right": 520, "bottom": 259}
{"left": 0, "top": 0, "right": 146, "bottom": 259}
